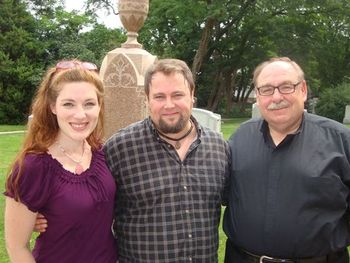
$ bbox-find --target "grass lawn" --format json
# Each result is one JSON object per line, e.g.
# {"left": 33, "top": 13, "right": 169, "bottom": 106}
{"left": 0, "top": 120, "right": 349, "bottom": 262}
{"left": 0, "top": 125, "right": 25, "bottom": 132}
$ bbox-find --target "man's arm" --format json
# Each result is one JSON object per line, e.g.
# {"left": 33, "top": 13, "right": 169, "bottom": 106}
{"left": 34, "top": 213, "right": 48, "bottom": 233}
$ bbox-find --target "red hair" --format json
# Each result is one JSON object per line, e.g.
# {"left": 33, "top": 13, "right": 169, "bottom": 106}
{"left": 6, "top": 62, "right": 105, "bottom": 200}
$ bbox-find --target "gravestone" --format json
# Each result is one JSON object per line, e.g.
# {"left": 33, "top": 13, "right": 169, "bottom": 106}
{"left": 192, "top": 108, "right": 221, "bottom": 133}
{"left": 251, "top": 103, "right": 261, "bottom": 118}
{"left": 343, "top": 105, "right": 350, "bottom": 124}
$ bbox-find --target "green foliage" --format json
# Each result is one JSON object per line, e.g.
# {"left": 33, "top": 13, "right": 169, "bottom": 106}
{"left": 138, "top": 0, "right": 350, "bottom": 116}
{"left": 0, "top": 0, "right": 125, "bottom": 124}
{"left": 79, "top": 25, "right": 126, "bottom": 64}
{"left": 221, "top": 103, "right": 252, "bottom": 119}
{"left": 2, "top": 0, "right": 350, "bottom": 122}
{"left": 0, "top": 0, "right": 46, "bottom": 124}
{"left": 315, "top": 82, "right": 350, "bottom": 123}
{"left": 139, "top": 0, "right": 204, "bottom": 60}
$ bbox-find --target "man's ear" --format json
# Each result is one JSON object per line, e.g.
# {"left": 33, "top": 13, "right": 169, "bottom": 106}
{"left": 301, "top": 80, "right": 308, "bottom": 102}
{"left": 254, "top": 89, "right": 260, "bottom": 106}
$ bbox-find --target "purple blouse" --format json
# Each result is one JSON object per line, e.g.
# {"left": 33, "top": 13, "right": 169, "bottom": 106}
{"left": 6, "top": 150, "right": 117, "bottom": 263}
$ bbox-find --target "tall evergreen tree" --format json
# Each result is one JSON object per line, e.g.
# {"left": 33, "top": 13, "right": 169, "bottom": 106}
{"left": 0, "top": 0, "right": 45, "bottom": 123}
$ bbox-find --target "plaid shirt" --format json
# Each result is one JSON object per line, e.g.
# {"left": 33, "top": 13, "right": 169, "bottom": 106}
{"left": 104, "top": 117, "right": 230, "bottom": 263}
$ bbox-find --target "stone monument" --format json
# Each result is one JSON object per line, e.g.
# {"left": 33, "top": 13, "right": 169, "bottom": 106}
{"left": 192, "top": 108, "right": 221, "bottom": 133}
{"left": 100, "top": 0, "right": 156, "bottom": 139}
{"left": 343, "top": 105, "right": 350, "bottom": 124}
{"left": 251, "top": 102, "right": 261, "bottom": 118}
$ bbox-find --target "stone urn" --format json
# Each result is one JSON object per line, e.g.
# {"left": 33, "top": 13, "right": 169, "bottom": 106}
{"left": 118, "top": 0, "right": 149, "bottom": 48}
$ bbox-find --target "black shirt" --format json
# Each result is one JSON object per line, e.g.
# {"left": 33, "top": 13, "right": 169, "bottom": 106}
{"left": 224, "top": 113, "right": 350, "bottom": 258}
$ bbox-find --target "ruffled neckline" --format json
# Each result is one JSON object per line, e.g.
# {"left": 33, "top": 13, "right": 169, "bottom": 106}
{"left": 44, "top": 150, "right": 103, "bottom": 182}
{"left": 43, "top": 149, "right": 112, "bottom": 202}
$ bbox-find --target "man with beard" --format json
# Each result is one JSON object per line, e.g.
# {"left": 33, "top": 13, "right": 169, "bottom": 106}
{"left": 223, "top": 57, "right": 350, "bottom": 262}
{"left": 104, "top": 58, "right": 230, "bottom": 263}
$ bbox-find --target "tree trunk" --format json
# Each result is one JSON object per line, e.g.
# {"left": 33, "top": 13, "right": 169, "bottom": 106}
{"left": 207, "top": 70, "right": 222, "bottom": 111}
{"left": 191, "top": 16, "right": 215, "bottom": 82}
{"left": 224, "top": 70, "right": 236, "bottom": 115}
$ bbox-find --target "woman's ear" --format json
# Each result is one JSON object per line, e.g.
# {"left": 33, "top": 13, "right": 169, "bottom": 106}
{"left": 50, "top": 104, "right": 57, "bottom": 115}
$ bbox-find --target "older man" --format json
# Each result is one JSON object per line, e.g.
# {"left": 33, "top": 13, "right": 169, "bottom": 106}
{"left": 224, "top": 57, "right": 350, "bottom": 263}
{"left": 104, "top": 58, "right": 230, "bottom": 263}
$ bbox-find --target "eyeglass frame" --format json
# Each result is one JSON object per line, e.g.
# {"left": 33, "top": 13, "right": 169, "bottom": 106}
{"left": 55, "top": 60, "right": 98, "bottom": 72}
{"left": 255, "top": 81, "right": 302, "bottom": 96}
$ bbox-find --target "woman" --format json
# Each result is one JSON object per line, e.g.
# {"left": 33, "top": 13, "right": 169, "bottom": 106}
{"left": 4, "top": 60, "right": 117, "bottom": 262}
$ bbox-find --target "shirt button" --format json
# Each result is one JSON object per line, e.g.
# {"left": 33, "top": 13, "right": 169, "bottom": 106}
{"left": 189, "top": 257, "right": 192, "bottom": 262}
{"left": 188, "top": 234, "right": 192, "bottom": 238}
{"left": 185, "top": 209, "right": 189, "bottom": 214}
{"left": 183, "top": 186, "right": 187, "bottom": 190}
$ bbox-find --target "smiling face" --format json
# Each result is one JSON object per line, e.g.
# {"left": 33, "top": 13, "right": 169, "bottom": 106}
{"left": 255, "top": 61, "right": 307, "bottom": 134}
{"left": 148, "top": 72, "right": 194, "bottom": 134}
{"left": 51, "top": 81, "right": 100, "bottom": 143}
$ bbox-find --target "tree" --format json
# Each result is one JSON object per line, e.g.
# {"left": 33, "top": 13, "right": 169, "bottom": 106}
{"left": 80, "top": 24, "right": 126, "bottom": 64}
{"left": 138, "top": 0, "right": 350, "bottom": 116}
{"left": 315, "top": 82, "right": 350, "bottom": 123}
{"left": 0, "top": 0, "right": 46, "bottom": 123}
{"left": 3, "top": 0, "right": 350, "bottom": 122}
{"left": 85, "top": 0, "right": 118, "bottom": 16}
{"left": 0, "top": 0, "right": 126, "bottom": 124}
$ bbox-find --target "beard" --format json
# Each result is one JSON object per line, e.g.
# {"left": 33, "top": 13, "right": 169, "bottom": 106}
{"left": 157, "top": 114, "right": 189, "bottom": 134}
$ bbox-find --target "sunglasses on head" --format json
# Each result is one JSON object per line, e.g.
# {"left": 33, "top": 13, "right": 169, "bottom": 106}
{"left": 55, "top": 60, "right": 98, "bottom": 71}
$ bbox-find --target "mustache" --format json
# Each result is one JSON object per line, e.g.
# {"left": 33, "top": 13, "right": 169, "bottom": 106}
{"left": 267, "top": 100, "right": 290, "bottom": 110}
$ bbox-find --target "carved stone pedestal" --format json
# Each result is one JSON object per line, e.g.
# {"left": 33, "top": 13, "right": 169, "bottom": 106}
{"left": 100, "top": 49, "right": 156, "bottom": 139}
{"left": 100, "top": 0, "right": 156, "bottom": 139}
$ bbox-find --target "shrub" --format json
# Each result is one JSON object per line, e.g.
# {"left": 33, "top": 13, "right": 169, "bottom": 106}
{"left": 315, "top": 82, "right": 350, "bottom": 123}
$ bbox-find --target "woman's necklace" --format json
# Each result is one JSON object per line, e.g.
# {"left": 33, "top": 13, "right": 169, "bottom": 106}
{"left": 56, "top": 141, "right": 86, "bottom": 175}
{"left": 157, "top": 121, "right": 193, "bottom": 150}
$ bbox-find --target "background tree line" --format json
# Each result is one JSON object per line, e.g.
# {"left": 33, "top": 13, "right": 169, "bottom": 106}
{"left": 0, "top": 0, "right": 125, "bottom": 123}
{"left": 1, "top": 0, "right": 350, "bottom": 124}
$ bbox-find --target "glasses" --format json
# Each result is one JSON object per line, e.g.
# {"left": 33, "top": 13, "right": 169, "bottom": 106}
{"left": 55, "top": 60, "right": 98, "bottom": 71}
{"left": 256, "top": 81, "right": 302, "bottom": 96}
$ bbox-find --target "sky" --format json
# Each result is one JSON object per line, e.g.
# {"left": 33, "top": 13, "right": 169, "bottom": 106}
{"left": 64, "top": 0, "right": 122, "bottom": 29}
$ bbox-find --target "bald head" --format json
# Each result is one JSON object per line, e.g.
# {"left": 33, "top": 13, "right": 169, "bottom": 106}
{"left": 253, "top": 57, "right": 304, "bottom": 87}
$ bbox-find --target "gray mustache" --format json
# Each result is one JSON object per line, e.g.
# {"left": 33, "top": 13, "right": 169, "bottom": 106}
{"left": 267, "top": 100, "right": 290, "bottom": 110}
